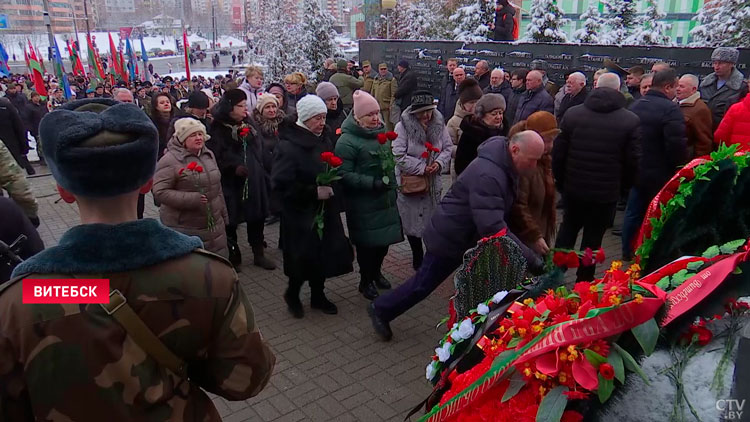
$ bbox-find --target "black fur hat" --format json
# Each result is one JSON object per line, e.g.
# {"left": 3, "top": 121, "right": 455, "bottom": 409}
{"left": 40, "top": 98, "right": 159, "bottom": 198}
{"left": 458, "top": 78, "right": 483, "bottom": 104}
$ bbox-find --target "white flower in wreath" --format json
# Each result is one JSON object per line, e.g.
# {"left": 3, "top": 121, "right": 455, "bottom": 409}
{"left": 426, "top": 362, "right": 438, "bottom": 380}
{"left": 492, "top": 290, "right": 509, "bottom": 304}
{"left": 477, "top": 303, "right": 490, "bottom": 316}
{"left": 457, "top": 318, "right": 475, "bottom": 340}
{"left": 450, "top": 328, "right": 464, "bottom": 342}
{"left": 435, "top": 342, "right": 452, "bottom": 362}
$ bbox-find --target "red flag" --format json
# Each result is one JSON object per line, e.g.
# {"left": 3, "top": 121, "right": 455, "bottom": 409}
{"left": 27, "top": 41, "right": 48, "bottom": 98}
{"left": 108, "top": 32, "right": 123, "bottom": 80}
{"left": 183, "top": 31, "right": 190, "bottom": 82}
{"left": 86, "top": 34, "right": 105, "bottom": 80}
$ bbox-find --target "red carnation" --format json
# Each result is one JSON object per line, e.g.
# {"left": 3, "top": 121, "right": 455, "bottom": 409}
{"left": 437, "top": 59, "right": 443, "bottom": 65}
{"left": 421, "top": 151, "right": 430, "bottom": 159}
{"left": 425, "top": 142, "right": 434, "bottom": 150}
{"left": 195, "top": 165, "right": 204, "bottom": 173}
{"left": 660, "top": 190, "right": 675, "bottom": 205}
{"left": 665, "top": 178, "right": 681, "bottom": 193}
{"left": 386, "top": 131, "right": 398, "bottom": 140}
{"left": 595, "top": 248, "right": 606, "bottom": 264}
{"left": 238, "top": 127, "right": 250, "bottom": 137}
{"left": 599, "top": 363, "right": 615, "bottom": 380}
{"left": 566, "top": 251, "right": 580, "bottom": 268}
{"left": 187, "top": 161, "right": 198, "bottom": 170}
{"left": 678, "top": 167, "right": 695, "bottom": 180}
{"left": 178, "top": 168, "right": 185, "bottom": 175}
{"left": 582, "top": 247, "right": 594, "bottom": 266}
{"left": 377, "top": 133, "right": 388, "bottom": 144}
{"left": 682, "top": 324, "right": 713, "bottom": 346}
{"left": 320, "top": 152, "right": 334, "bottom": 163}
{"left": 553, "top": 251, "right": 568, "bottom": 267}
{"left": 329, "top": 156, "right": 343, "bottom": 168}
{"left": 336, "top": 128, "right": 342, "bottom": 135}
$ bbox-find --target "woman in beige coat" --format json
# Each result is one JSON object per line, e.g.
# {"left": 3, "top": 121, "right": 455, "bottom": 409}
{"left": 153, "top": 117, "right": 230, "bottom": 257}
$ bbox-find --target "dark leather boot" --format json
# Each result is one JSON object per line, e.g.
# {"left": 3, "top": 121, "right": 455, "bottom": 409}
{"left": 358, "top": 276, "right": 379, "bottom": 300}
{"left": 228, "top": 239, "right": 241, "bottom": 269}
{"left": 284, "top": 280, "right": 304, "bottom": 318}
{"left": 311, "top": 290, "right": 338, "bottom": 315}
{"left": 374, "top": 272, "right": 392, "bottom": 289}
{"left": 252, "top": 245, "right": 276, "bottom": 270}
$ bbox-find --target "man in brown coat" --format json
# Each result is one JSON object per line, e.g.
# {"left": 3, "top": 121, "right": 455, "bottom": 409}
{"left": 676, "top": 74, "right": 714, "bottom": 158}
{"left": 371, "top": 63, "right": 399, "bottom": 131}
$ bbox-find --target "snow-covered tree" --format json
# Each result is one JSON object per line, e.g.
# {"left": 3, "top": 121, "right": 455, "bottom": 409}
{"left": 300, "top": 0, "right": 338, "bottom": 80}
{"left": 256, "top": 0, "right": 309, "bottom": 83}
{"left": 375, "top": 0, "right": 450, "bottom": 40}
{"left": 450, "top": 0, "right": 494, "bottom": 42}
{"left": 691, "top": 0, "right": 750, "bottom": 47}
{"left": 630, "top": 0, "right": 672, "bottom": 45}
{"left": 600, "top": 0, "right": 638, "bottom": 45}
{"left": 573, "top": 5, "right": 603, "bottom": 44}
{"left": 525, "top": 0, "right": 569, "bottom": 43}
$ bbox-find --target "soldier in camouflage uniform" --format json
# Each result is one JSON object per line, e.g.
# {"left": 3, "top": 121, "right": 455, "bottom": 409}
{"left": 0, "top": 140, "right": 39, "bottom": 226}
{"left": 0, "top": 98, "right": 276, "bottom": 421}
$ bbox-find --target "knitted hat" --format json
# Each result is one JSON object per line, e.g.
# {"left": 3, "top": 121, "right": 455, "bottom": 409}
{"left": 186, "top": 90, "right": 210, "bottom": 109}
{"left": 39, "top": 98, "right": 159, "bottom": 198}
{"left": 296, "top": 95, "right": 328, "bottom": 125}
{"left": 526, "top": 111, "right": 560, "bottom": 139}
{"left": 474, "top": 93, "right": 506, "bottom": 117}
{"left": 256, "top": 92, "right": 279, "bottom": 112}
{"left": 409, "top": 90, "right": 437, "bottom": 114}
{"left": 223, "top": 88, "right": 247, "bottom": 107}
{"left": 315, "top": 81, "right": 340, "bottom": 100}
{"left": 174, "top": 117, "right": 210, "bottom": 144}
{"left": 353, "top": 90, "right": 380, "bottom": 118}
{"left": 398, "top": 60, "right": 410, "bottom": 69}
{"left": 711, "top": 47, "right": 739, "bottom": 64}
{"left": 337, "top": 59, "right": 348, "bottom": 70}
{"left": 458, "top": 78, "right": 483, "bottom": 104}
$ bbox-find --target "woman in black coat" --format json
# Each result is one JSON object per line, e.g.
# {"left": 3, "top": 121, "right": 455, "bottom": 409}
{"left": 455, "top": 94, "right": 509, "bottom": 176}
{"left": 208, "top": 89, "right": 276, "bottom": 271}
{"left": 272, "top": 95, "right": 354, "bottom": 318}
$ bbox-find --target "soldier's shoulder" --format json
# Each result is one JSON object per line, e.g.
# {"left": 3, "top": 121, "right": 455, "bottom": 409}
{"left": 135, "top": 249, "right": 239, "bottom": 298}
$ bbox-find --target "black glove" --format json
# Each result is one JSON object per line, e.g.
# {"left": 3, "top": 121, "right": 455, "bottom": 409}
{"left": 373, "top": 179, "right": 389, "bottom": 191}
{"left": 528, "top": 256, "right": 545, "bottom": 276}
{"left": 235, "top": 166, "right": 249, "bottom": 177}
{"left": 29, "top": 216, "right": 40, "bottom": 228}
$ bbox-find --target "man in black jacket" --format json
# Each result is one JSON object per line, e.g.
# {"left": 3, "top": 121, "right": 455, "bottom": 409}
{"left": 553, "top": 73, "right": 640, "bottom": 280}
{"left": 438, "top": 66, "right": 464, "bottom": 118}
{"left": 0, "top": 97, "right": 34, "bottom": 175}
{"left": 505, "top": 69, "right": 527, "bottom": 124}
{"left": 622, "top": 69, "right": 687, "bottom": 260}
{"left": 556, "top": 72, "right": 588, "bottom": 123}
{"left": 474, "top": 60, "right": 491, "bottom": 90}
{"left": 484, "top": 69, "right": 512, "bottom": 101}
{"left": 492, "top": 0, "right": 516, "bottom": 41}
{"left": 394, "top": 60, "right": 417, "bottom": 111}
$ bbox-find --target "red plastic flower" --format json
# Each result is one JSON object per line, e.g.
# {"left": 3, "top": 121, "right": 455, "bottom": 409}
{"left": 603, "top": 279, "right": 628, "bottom": 298}
{"left": 552, "top": 251, "right": 567, "bottom": 267}
{"left": 653, "top": 206, "right": 662, "bottom": 219}
{"left": 582, "top": 248, "right": 594, "bottom": 266}
{"left": 320, "top": 151, "right": 334, "bottom": 163}
{"left": 678, "top": 167, "right": 695, "bottom": 180}
{"left": 385, "top": 131, "right": 398, "bottom": 140}
{"left": 238, "top": 127, "right": 250, "bottom": 137}
{"left": 421, "top": 151, "right": 430, "bottom": 159}
{"left": 660, "top": 190, "right": 675, "bottom": 205}
{"left": 195, "top": 165, "right": 204, "bottom": 173}
{"left": 589, "top": 339, "right": 610, "bottom": 357}
{"left": 563, "top": 390, "right": 590, "bottom": 400}
{"left": 665, "top": 178, "right": 681, "bottom": 193}
{"left": 599, "top": 363, "right": 615, "bottom": 380}
{"left": 566, "top": 251, "right": 580, "bottom": 268}
{"left": 643, "top": 223, "right": 653, "bottom": 239}
{"left": 377, "top": 133, "right": 388, "bottom": 144}
{"left": 329, "top": 156, "right": 343, "bottom": 168}
{"left": 187, "top": 161, "right": 198, "bottom": 170}
{"left": 595, "top": 248, "right": 606, "bottom": 264}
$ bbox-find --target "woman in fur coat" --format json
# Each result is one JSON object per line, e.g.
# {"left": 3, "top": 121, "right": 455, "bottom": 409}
{"left": 393, "top": 91, "right": 454, "bottom": 270}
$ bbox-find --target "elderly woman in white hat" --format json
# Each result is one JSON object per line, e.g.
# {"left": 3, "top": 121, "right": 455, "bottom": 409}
{"left": 153, "top": 117, "right": 230, "bottom": 257}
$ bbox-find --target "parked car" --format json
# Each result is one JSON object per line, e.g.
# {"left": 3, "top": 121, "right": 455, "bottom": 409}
{"left": 219, "top": 49, "right": 231, "bottom": 56}
{"left": 158, "top": 49, "right": 176, "bottom": 57}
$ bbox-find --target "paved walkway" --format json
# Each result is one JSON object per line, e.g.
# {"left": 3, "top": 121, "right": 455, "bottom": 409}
{"left": 25, "top": 166, "right": 625, "bottom": 421}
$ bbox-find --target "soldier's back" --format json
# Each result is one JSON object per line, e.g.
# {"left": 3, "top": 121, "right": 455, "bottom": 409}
{"left": 0, "top": 249, "right": 275, "bottom": 422}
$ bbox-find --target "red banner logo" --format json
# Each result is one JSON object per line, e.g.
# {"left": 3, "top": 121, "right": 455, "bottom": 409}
{"left": 22, "top": 279, "right": 109, "bottom": 304}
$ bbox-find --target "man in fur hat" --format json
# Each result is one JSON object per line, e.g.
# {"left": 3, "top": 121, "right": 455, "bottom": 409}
{"left": 0, "top": 98, "right": 275, "bottom": 421}
{"left": 700, "top": 47, "right": 748, "bottom": 130}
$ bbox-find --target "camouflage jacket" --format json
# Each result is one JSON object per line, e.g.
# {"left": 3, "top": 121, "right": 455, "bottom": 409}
{"left": 0, "top": 141, "right": 38, "bottom": 219}
{"left": 0, "top": 219, "right": 275, "bottom": 422}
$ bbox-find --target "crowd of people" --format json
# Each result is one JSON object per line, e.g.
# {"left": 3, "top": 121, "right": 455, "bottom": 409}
{"left": 2, "top": 45, "right": 749, "bottom": 333}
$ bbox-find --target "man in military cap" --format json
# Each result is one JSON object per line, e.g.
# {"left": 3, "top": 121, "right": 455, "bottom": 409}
{"left": 0, "top": 98, "right": 275, "bottom": 421}
{"left": 361, "top": 60, "right": 377, "bottom": 93}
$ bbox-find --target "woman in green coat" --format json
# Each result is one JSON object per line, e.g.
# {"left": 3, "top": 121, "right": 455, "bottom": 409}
{"left": 335, "top": 91, "right": 403, "bottom": 300}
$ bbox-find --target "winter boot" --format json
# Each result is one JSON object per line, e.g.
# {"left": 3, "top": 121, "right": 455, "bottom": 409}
{"left": 252, "top": 245, "right": 276, "bottom": 270}
{"left": 284, "top": 280, "right": 304, "bottom": 318}
{"left": 311, "top": 289, "right": 338, "bottom": 315}
{"left": 228, "top": 239, "right": 242, "bottom": 269}
{"left": 374, "top": 272, "right": 392, "bottom": 289}
{"left": 358, "top": 276, "right": 379, "bottom": 300}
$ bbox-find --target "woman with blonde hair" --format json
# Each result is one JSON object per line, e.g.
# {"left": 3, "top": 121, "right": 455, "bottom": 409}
{"left": 284, "top": 72, "right": 308, "bottom": 113}
{"left": 507, "top": 111, "right": 560, "bottom": 257}
{"left": 239, "top": 65, "right": 264, "bottom": 113}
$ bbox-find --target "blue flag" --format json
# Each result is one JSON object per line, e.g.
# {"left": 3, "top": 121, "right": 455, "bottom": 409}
{"left": 0, "top": 42, "right": 10, "bottom": 76}
{"left": 52, "top": 38, "right": 72, "bottom": 99}
{"left": 125, "top": 37, "right": 136, "bottom": 82}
